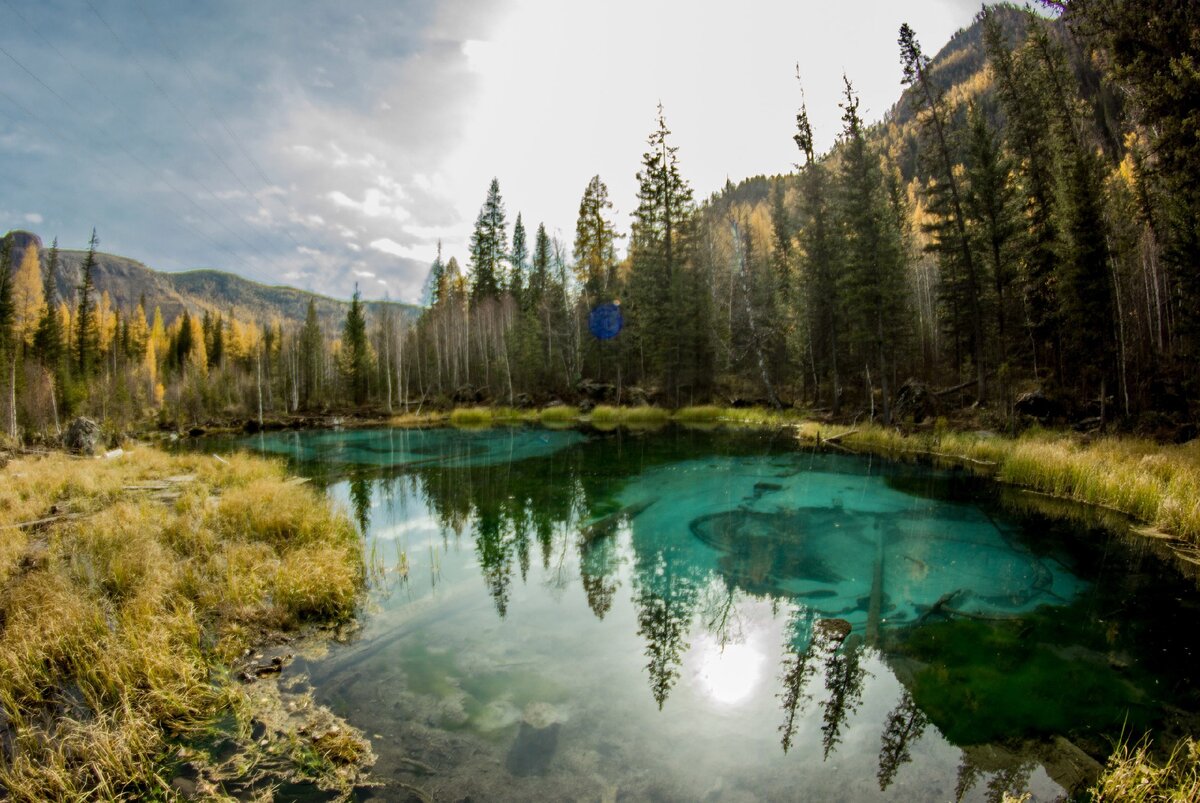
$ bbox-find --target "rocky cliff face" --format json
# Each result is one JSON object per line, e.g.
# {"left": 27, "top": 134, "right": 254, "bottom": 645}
{"left": 3, "top": 230, "right": 42, "bottom": 272}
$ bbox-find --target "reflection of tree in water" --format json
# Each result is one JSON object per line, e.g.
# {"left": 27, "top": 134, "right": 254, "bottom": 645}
{"left": 876, "top": 690, "right": 929, "bottom": 791}
{"left": 349, "top": 474, "right": 373, "bottom": 535}
{"left": 953, "top": 749, "right": 1034, "bottom": 803}
{"left": 580, "top": 536, "right": 621, "bottom": 619}
{"left": 821, "top": 637, "right": 867, "bottom": 759}
{"left": 634, "top": 549, "right": 701, "bottom": 709}
{"left": 777, "top": 611, "right": 818, "bottom": 754}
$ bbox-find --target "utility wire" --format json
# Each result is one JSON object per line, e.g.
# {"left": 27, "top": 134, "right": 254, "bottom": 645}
{"left": 83, "top": 0, "right": 308, "bottom": 256}
{"left": 0, "top": 47, "right": 250, "bottom": 270}
{"left": 0, "top": 30, "right": 284, "bottom": 272}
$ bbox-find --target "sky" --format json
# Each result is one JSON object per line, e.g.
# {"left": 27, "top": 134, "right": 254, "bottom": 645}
{"left": 0, "top": 0, "right": 985, "bottom": 304}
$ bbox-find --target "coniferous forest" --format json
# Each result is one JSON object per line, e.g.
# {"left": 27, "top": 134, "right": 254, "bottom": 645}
{"left": 2, "top": 2, "right": 1198, "bottom": 438}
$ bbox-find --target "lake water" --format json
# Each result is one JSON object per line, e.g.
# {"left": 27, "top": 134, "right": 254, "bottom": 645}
{"left": 222, "top": 425, "right": 1200, "bottom": 801}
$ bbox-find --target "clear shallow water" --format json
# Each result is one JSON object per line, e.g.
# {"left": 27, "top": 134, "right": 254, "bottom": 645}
{"left": 222, "top": 426, "right": 1200, "bottom": 801}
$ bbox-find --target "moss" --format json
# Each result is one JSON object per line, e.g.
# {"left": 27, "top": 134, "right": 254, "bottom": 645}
{"left": 900, "top": 617, "right": 1151, "bottom": 746}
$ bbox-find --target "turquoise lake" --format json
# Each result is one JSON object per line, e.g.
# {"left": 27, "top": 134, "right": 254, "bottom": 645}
{"left": 215, "top": 425, "right": 1200, "bottom": 801}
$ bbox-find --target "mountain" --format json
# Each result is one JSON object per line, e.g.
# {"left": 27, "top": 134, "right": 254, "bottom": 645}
{"left": 4, "top": 231, "right": 420, "bottom": 329}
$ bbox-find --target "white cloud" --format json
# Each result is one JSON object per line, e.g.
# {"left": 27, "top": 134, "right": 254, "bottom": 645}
{"left": 23, "top": 212, "right": 43, "bottom": 224}
{"left": 369, "top": 237, "right": 433, "bottom": 262}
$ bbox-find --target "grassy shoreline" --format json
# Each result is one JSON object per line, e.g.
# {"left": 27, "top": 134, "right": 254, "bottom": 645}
{"left": 386, "top": 403, "right": 1200, "bottom": 548}
{"left": 0, "top": 448, "right": 368, "bottom": 800}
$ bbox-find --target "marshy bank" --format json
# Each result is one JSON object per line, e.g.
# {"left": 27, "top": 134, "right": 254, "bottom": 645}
{"left": 0, "top": 447, "right": 372, "bottom": 800}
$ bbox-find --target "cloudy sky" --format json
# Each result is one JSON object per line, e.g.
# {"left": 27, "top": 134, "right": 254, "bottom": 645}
{"left": 1, "top": 0, "right": 983, "bottom": 304}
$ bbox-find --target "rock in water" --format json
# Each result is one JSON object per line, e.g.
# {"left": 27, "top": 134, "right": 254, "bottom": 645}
{"left": 506, "top": 721, "right": 560, "bottom": 777}
{"left": 64, "top": 417, "right": 101, "bottom": 455}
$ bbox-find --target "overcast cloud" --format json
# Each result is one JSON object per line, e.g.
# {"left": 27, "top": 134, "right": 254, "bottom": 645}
{"left": 1, "top": 0, "right": 984, "bottom": 304}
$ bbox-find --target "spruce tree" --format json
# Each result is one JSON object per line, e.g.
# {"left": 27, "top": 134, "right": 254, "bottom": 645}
{"left": 963, "top": 103, "right": 1021, "bottom": 381}
{"left": 900, "top": 23, "right": 986, "bottom": 400}
{"left": 33, "top": 238, "right": 66, "bottom": 376}
{"left": 75, "top": 228, "right": 100, "bottom": 376}
{"left": 299, "top": 298, "right": 323, "bottom": 409}
{"left": 836, "top": 78, "right": 906, "bottom": 423}
{"left": 627, "top": 105, "right": 703, "bottom": 402}
{"left": 468, "top": 178, "right": 508, "bottom": 304}
{"left": 341, "top": 284, "right": 371, "bottom": 405}
{"left": 573, "top": 175, "right": 620, "bottom": 303}
{"left": 794, "top": 82, "right": 843, "bottom": 412}
{"left": 509, "top": 213, "right": 528, "bottom": 302}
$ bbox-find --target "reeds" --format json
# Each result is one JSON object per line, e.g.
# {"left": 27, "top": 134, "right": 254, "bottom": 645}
{"left": 0, "top": 447, "right": 364, "bottom": 799}
{"left": 588, "top": 405, "right": 671, "bottom": 428}
{"left": 1090, "top": 734, "right": 1200, "bottom": 802}
{"left": 538, "top": 405, "right": 581, "bottom": 424}
{"left": 448, "top": 406, "right": 494, "bottom": 427}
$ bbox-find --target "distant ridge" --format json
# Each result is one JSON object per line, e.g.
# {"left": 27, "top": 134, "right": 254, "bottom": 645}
{"left": 4, "top": 230, "right": 420, "bottom": 329}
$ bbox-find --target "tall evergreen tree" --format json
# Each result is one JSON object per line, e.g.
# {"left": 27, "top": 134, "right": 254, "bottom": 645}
{"left": 836, "top": 78, "right": 907, "bottom": 423}
{"left": 963, "top": 103, "right": 1022, "bottom": 385}
{"left": 901, "top": 23, "right": 987, "bottom": 400}
{"left": 573, "top": 175, "right": 620, "bottom": 302}
{"left": 33, "top": 238, "right": 66, "bottom": 375}
{"left": 627, "top": 105, "right": 707, "bottom": 402}
{"left": 468, "top": 178, "right": 508, "bottom": 304}
{"left": 509, "top": 213, "right": 528, "bottom": 301}
{"left": 75, "top": 228, "right": 100, "bottom": 376}
{"left": 984, "top": 10, "right": 1061, "bottom": 381}
{"left": 341, "top": 284, "right": 371, "bottom": 405}
{"left": 794, "top": 80, "right": 843, "bottom": 412}
{"left": 299, "top": 299, "right": 323, "bottom": 408}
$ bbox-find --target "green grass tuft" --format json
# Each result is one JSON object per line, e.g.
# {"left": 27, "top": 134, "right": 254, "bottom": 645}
{"left": 448, "top": 407, "right": 494, "bottom": 427}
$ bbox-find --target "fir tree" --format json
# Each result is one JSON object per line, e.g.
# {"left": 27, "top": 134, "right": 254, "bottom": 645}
{"left": 341, "top": 284, "right": 371, "bottom": 405}
{"left": 509, "top": 213, "right": 528, "bottom": 302}
{"left": 836, "top": 77, "right": 906, "bottom": 423}
{"left": 573, "top": 175, "right": 620, "bottom": 302}
{"left": 468, "top": 178, "right": 508, "bottom": 304}
{"left": 299, "top": 298, "right": 323, "bottom": 408}
{"left": 75, "top": 228, "right": 100, "bottom": 376}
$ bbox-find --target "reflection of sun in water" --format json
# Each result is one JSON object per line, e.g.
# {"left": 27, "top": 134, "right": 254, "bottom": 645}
{"left": 692, "top": 635, "right": 765, "bottom": 705}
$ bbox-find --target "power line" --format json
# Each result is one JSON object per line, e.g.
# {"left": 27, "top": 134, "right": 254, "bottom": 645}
{"left": 0, "top": 32, "right": 285, "bottom": 272}
{"left": 0, "top": 48, "right": 248, "bottom": 271}
{"left": 83, "top": 0, "right": 310, "bottom": 255}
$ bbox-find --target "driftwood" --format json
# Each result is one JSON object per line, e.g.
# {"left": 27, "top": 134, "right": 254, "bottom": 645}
{"left": 2, "top": 512, "right": 81, "bottom": 531}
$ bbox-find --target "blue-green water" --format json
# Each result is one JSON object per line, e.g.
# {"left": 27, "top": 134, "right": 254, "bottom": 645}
{"left": 221, "top": 426, "right": 1200, "bottom": 801}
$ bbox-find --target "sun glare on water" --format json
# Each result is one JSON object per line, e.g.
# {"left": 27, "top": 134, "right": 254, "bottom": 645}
{"left": 691, "top": 635, "right": 766, "bottom": 706}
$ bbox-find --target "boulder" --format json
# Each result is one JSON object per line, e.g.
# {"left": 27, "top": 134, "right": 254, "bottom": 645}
{"left": 576, "top": 378, "right": 615, "bottom": 402}
{"left": 63, "top": 417, "right": 101, "bottom": 455}
{"left": 1014, "top": 389, "right": 1066, "bottom": 422}
{"left": 892, "top": 378, "right": 939, "bottom": 424}
{"left": 579, "top": 399, "right": 596, "bottom": 414}
{"left": 452, "top": 384, "right": 486, "bottom": 404}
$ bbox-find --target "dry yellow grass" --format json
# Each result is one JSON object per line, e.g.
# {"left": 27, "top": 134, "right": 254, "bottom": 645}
{"left": 1090, "top": 735, "right": 1200, "bottom": 802}
{"left": 0, "top": 447, "right": 363, "bottom": 800}
{"left": 799, "top": 423, "right": 1200, "bottom": 544}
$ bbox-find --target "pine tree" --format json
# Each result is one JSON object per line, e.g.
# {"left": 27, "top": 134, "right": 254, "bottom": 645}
{"left": 573, "top": 175, "right": 620, "bottom": 303}
{"left": 627, "top": 105, "right": 705, "bottom": 402}
{"left": 983, "top": 10, "right": 1060, "bottom": 381}
{"left": 33, "top": 238, "right": 66, "bottom": 375}
{"left": 962, "top": 103, "right": 1021, "bottom": 383}
{"left": 468, "top": 178, "right": 508, "bottom": 304}
{"left": 836, "top": 77, "right": 907, "bottom": 423}
{"left": 794, "top": 80, "right": 843, "bottom": 412}
{"left": 509, "top": 213, "right": 528, "bottom": 302}
{"left": 341, "top": 284, "right": 371, "bottom": 405}
{"left": 900, "top": 23, "right": 986, "bottom": 400}
{"left": 299, "top": 298, "right": 323, "bottom": 408}
{"left": 75, "top": 228, "right": 100, "bottom": 376}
